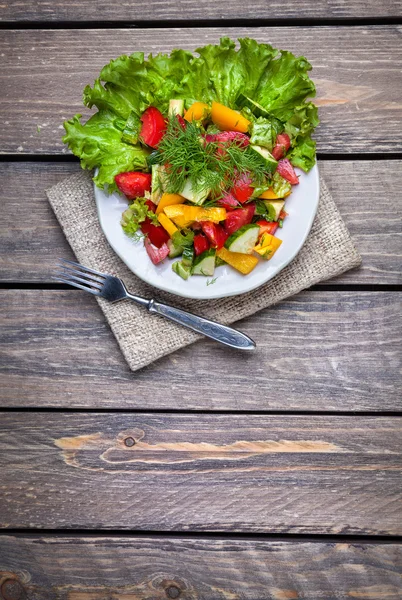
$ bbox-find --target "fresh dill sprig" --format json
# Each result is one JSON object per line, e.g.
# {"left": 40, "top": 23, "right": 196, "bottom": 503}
{"left": 157, "top": 115, "right": 273, "bottom": 199}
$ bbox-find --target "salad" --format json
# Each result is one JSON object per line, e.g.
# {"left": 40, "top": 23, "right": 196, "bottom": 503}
{"left": 63, "top": 38, "right": 319, "bottom": 281}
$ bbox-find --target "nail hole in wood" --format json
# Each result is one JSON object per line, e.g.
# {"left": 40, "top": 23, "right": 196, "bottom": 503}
{"left": 124, "top": 437, "right": 135, "bottom": 447}
{"left": 166, "top": 585, "right": 181, "bottom": 599}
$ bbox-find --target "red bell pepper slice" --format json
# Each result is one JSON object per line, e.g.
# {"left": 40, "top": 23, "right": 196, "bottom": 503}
{"left": 276, "top": 158, "right": 299, "bottom": 185}
{"left": 224, "top": 203, "right": 255, "bottom": 235}
{"left": 193, "top": 233, "right": 210, "bottom": 256}
{"left": 114, "top": 171, "right": 152, "bottom": 200}
{"left": 256, "top": 219, "right": 279, "bottom": 237}
{"left": 140, "top": 107, "right": 167, "bottom": 148}
{"left": 201, "top": 221, "right": 228, "bottom": 249}
{"left": 144, "top": 238, "right": 169, "bottom": 265}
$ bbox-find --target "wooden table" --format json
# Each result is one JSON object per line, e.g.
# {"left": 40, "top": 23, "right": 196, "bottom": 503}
{"left": 1, "top": 2, "right": 402, "bottom": 598}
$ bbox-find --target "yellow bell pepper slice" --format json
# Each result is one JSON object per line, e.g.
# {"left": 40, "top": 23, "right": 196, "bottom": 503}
{"left": 211, "top": 101, "right": 250, "bottom": 133}
{"left": 217, "top": 247, "right": 259, "bottom": 275}
{"left": 164, "top": 205, "right": 227, "bottom": 224}
{"left": 184, "top": 102, "right": 210, "bottom": 122}
{"left": 157, "top": 213, "right": 178, "bottom": 238}
{"left": 156, "top": 193, "right": 185, "bottom": 215}
{"left": 259, "top": 188, "right": 279, "bottom": 200}
{"left": 254, "top": 234, "right": 282, "bottom": 260}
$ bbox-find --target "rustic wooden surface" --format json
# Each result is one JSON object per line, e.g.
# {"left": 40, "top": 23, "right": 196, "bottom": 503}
{"left": 1, "top": 1, "right": 401, "bottom": 596}
{"left": 2, "top": 0, "right": 402, "bottom": 22}
{"left": 2, "top": 290, "right": 401, "bottom": 410}
{"left": 1, "top": 536, "right": 401, "bottom": 600}
{"left": 0, "top": 413, "right": 401, "bottom": 533}
{"left": 2, "top": 27, "right": 402, "bottom": 155}
{"left": 1, "top": 160, "right": 401, "bottom": 284}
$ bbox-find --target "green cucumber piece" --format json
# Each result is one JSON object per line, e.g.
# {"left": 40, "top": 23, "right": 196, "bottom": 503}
{"left": 249, "top": 145, "right": 278, "bottom": 174}
{"left": 182, "top": 246, "right": 194, "bottom": 267}
{"left": 192, "top": 249, "right": 216, "bottom": 276}
{"left": 172, "top": 261, "right": 191, "bottom": 280}
{"left": 169, "top": 99, "right": 185, "bottom": 117}
{"left": 263, "top": 200, "right": 285, "bottom": 221}
{"left": 225, "top": 224, "right": 260, "bottom": 254}
{"left": 167, "top": 239, "right": 183, "bottom": 259}
{"left": 180, "top": 178, "right": 210, "bottom": 205}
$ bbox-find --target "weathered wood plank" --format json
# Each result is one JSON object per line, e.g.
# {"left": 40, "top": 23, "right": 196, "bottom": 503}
{"left": 0, "top": 536, "right": 401, "bottom": 600}
{"left": 1, "top": 27, "right": 402, "bottom": 154}
{"left": 0, "top": 413, "right": 401, "bottom": 532}
{"left": 1, "top": 290, "right": 401, "bottom": 410}
{"left": 2, "top": 0, "right": 402, "bottom": 22}
{"left": 1, "top": 160, "right": 401, "bottom": 284}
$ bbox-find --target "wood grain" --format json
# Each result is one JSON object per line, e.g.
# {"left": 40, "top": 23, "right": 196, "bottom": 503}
{"left": 1, "top": 27, "right": 402, "bottom": 154}
{"left": 2, "top": 0, "right": 402, "bottom": 22}
{"left": 0, "top": 536, "right": 401, "bottom": 600}
{"left": 0, "top": 413, "right": 401, "bottom": 532}
{"left": 1, "top": 290, "right": 401, "bottom": 411}
{"left": 1, "top": 160, "right": 401, "bottom": 284}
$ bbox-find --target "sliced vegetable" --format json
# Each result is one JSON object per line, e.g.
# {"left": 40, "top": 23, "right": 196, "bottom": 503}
{"left": 157, "top": 213, "right": 179, "bottom": 238}
{"left": 151, "top": 164, "right": 167, "bottom": 204}
{"left": 201, "top": 221, "right": 228, "bottom": 249}
{"left": 235, "top": 94, "right": 271, "bottom": 119}
{"left": 140, "top": 107, "right": 166, "bottom": 148}
{"left": 211, "top": 101, "right": 250, "bottom": 133}
{"left": 256, "top": 220, "right": 279, "bottom": 237}
{"left": 141, "top": 219, "right": 170, "bottom": 248}
{"left": 232, "top": 173, "right": 254, "bottom": 204}
{"left": 115, "top": 171, "right": 152, "bottom": 200}
{"left": 167, "top": 238, "right": 183, "bottom": 258}
{"left": 262, "top": 199, "right": 285, "bottom": 220}
{"left": 193, "top": 233, "right": 210, "bottom": 256}
{"left": 224, "top": 204, "right": 255, "bottom": 235}
{"left": 164, "top": 205, "right": 226, "bottom": 225}
{"left": 121, "top": 111, "right": 141, "bottom": 146}
{"left": 254, "top": 233, "right": 282, "bottom": 260}
{"left": 225, "top": 224, "right": 260, "bottom": 254}
{"left": 156, "top": 192, "right": 185, "bottom": 215}
{"left": 144, "top": 238, "right": 169, "bottom": 264}
{"left": 272, "top": 133, "right": 291, "bottom": 160}
{"left": 192, "top": 249, "right": 216, "bottom": 276}
{"left": 169, "top": 99, "right": 185, "bottom": 117}
{"left": 172, "top": 261, "right": 191, "bottom": 280}
{"left": 217, "top": 190, "right": 241, "bottom": 209}
{"left": 182, "top": 246, "right": 195, "bottom": 267}
{"left": 180, "top": 178, "right": 211, "bottom": 205}
{"left": 249, "top": 145, "right": 278, "bottom": 173}
{"left": 259, "top": 188, "right": 279, "bottom": 200}
{"left": 271, "top": 171, "right": 292, "bottom": 198}
{"left": 216, "top": 247, "right": 259, "bottom": 275}
{"left": 276, "top": 158, "right": 299, "bottom": 185}
{"left": 184, "top": 102, "right": 210, "bottom": 122}
{"left": 171, "top": 228, "right": 194, "bottom": 248}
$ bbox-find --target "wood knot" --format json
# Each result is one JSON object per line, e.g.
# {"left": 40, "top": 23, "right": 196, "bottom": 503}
{"left": 124, "top": 437, "right": 136, "bottom": 447}
{"left": 1, "top": 580, "right": 24, "bottom": 600}
{"left": 166, "top": 585, "right": 181, "bottom": 599}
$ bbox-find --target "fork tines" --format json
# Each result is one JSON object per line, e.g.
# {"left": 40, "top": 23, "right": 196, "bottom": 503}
{"left": 52, "top": 258, "right": 106, "bottom": 296}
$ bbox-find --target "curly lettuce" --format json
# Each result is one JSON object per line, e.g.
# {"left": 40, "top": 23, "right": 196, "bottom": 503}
{"left": 63, "top": 37, "right": 319, "bottom": 190}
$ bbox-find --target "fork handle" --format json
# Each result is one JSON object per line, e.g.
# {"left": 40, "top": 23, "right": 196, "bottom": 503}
{"left": 147, "top": 300, "right": 256, "bottom": 351}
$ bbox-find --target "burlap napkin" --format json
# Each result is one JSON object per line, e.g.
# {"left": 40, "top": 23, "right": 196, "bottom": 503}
{"left": 47, "top": 171, "right": 361, "bottom": 370}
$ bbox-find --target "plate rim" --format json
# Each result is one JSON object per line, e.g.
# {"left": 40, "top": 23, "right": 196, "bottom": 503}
{"left": 94, "top": 164, "right": 320, "bottom": 300}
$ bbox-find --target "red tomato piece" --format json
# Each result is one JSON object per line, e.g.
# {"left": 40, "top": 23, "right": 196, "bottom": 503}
{"left": 176, "top": 114, "right": 187, "bottom": 129}
{"left": 272, "top": 133, "right": 291, "bottom": 160}
{"left": 279, "top": 209, "right": 288, "bottom": 220}
{"left": 256, "top": 219, "right": 279, "bottom": 236}
{"left": 144, "top": 238, "right": 170, "bottom": 265}
{"left": 114, "top": 171, "right": 152, "bottom": 200}
{"left": 140, "top": 107, "right": 167, "bottom": 148}
{"left": 193, "top": 233, "right": 210, "bottom": 256}
{"left": 276, "top": 158, "right": 299, "bottom": 185}
{"left": 232, "top": 173, "right": 254, "bottom": 204}
{"left": 201, "top": 222, "right": 228, "bottom": 250}
{"left": 141, "top": 219, "right": 170, "bottom": 248}
{"left": 224, "top": 203, "right": 255, "bottom": 235}
{"left": 217, "top": 190, "right": 241, "bottom": 209}
{"left": 145, "top": 199, "right": 157, "bottom": 213}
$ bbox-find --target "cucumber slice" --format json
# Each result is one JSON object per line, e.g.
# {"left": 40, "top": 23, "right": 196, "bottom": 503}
{"left": 172, "top": 261, "right": 191, "bottom": 280}
{"left": 180, "top": 178, "right": 210, "bottom": 205}
{"left": 249, "top": 145, "right": 278, "bottom": 174}
{"left": 182, "top": 246, "right": 194, "bottom": 267}
{"left": 192, "top": 249, "right": 216, "bottom": 276}
{"left": 263, "top": 200, "right": 285, "bottom": 220}
{"left": 169, "top": 99, "right": 185, "bottom": 117}
{"left": 225, "top": 224, "right": 260, "bottom": 254}
{"left": 235, "top": 94, "right": 271, "bottom": 119}
{"left": 167, "top": 239, "right": 183, "bottom": 259}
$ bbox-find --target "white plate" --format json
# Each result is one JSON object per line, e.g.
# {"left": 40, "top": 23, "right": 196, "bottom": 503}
{"left": 94, "top": 165, "right": 319, "bottom": 300}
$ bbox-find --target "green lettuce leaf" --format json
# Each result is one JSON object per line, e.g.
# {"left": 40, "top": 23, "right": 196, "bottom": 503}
{"left": 63, "top": 37, "right": 319, "bottom": 190}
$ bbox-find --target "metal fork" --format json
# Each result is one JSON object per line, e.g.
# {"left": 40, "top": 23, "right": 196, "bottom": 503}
{"left": 53, "top": 259, "right": 256, "bottom": 351}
